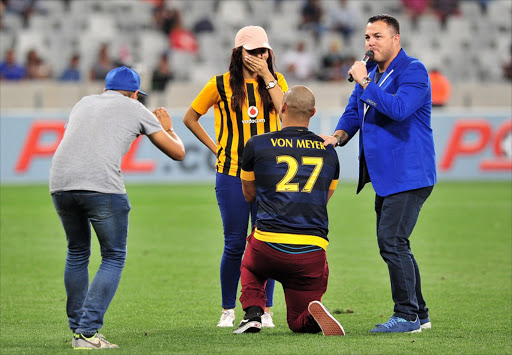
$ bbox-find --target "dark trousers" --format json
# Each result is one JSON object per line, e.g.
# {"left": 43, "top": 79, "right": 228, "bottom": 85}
{"left": 240, "top": 233, "right": 327, "bottom": 333}
{"left": 375, "top": 186, "right": 433, "bottom": 321}
{"left": 215, "top": 173, "right": 275, "bottom": 309}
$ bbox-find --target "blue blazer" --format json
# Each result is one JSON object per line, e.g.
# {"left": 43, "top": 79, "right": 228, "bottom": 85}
{"left": 336, "top": 49, "right": 437, "bottom": 196}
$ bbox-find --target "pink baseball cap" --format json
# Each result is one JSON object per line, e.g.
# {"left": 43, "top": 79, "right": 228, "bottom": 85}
{"left": 234, "top": 26, "right": 272, "bottom": 50}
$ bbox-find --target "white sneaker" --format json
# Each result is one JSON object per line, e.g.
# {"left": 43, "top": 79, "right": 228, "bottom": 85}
{"left": 73, "top": 333, "right": 119, "bottom": 349}
{"left": 217, "top": 309, "right": 236, "bottom": 327}
{"left": 71, "top": 332, "right": 105, "bottom": 348}
{"left": 261, "top": 312, "right": 275, "bottom": 328}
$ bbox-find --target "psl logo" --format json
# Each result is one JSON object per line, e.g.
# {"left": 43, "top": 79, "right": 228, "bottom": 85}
{"left": 440, "top": 119, "right": 512, "bottom": 171}
{"left": 15, "top": 121, "right": 155, "bottom": 173}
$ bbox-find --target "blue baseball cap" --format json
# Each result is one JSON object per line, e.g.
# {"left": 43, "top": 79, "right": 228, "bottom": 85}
{"left": 105, "top": 66, "right": 147, "bottom": 96}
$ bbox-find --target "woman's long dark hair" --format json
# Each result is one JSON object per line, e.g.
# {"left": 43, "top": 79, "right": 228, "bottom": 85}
{"left": 228, "top": 47, "right": 277, "bottom": 113}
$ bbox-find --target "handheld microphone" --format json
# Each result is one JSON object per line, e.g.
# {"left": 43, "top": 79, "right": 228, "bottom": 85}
{"left": 348, "top": 50, "right": 374, "bottom": 82}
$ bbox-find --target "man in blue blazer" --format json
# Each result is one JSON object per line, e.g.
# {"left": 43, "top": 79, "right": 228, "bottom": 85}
{"left": 322, "top": 14, "right": 437, "bottom": 333}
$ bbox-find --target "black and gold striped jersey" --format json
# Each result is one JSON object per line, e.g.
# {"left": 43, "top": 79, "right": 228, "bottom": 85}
{"left": 191, "top": 72, "right": 288, "bottom": 177}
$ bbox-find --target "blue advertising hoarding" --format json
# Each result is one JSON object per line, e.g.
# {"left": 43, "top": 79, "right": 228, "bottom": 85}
{"left": 1, "top": 109, "right": 510, "bottom": 183}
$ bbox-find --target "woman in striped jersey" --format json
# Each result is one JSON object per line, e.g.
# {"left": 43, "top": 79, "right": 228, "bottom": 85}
{"left": 183, "top": 25, "right": 288, "bottom": 328}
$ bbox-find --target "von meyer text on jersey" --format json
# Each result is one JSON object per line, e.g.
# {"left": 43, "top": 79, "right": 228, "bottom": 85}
{"left": 270, "top": 138, "right": 326, "bottom": 150}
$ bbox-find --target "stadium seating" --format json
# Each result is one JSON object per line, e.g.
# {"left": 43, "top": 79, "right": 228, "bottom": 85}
{"left": 0, "top": 0, "right": 510, "bottom": 85}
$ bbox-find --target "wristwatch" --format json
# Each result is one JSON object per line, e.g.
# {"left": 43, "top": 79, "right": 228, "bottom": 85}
{"left": 266, "top": 79, "right": 278, "bottom": 90}
{"left": 361, "top": 76, "right": 372, "bottom": 86}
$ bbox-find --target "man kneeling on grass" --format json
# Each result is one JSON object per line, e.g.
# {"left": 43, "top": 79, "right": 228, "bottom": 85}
{"left": 234, "top": 86, "right": 344, "bottom": 335}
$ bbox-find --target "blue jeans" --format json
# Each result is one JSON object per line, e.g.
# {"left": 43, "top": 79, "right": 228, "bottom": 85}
{"left": 375, "top": 186, "right": 433, "bottom": 321}
{"left": 52, "top": 191, "right": 131, "bottom": 336}
{"left": 215, "top": 173, "right": 275, "bottom": 309}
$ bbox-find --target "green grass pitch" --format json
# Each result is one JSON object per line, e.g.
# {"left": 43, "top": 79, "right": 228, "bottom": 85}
{"left": 1, "top": 182, "right": 511, "bottom": 354}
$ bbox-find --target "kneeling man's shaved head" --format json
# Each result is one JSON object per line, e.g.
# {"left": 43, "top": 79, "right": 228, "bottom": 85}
{"left": 282, "top": 85, "right": 316, "bottom": 120}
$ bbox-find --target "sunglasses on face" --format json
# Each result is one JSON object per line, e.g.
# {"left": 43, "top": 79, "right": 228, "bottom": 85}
{"left": 246, "top": 48, "right": 268, "bottom": 56}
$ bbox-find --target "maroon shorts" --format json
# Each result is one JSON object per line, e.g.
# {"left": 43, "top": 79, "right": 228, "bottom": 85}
{"left": 240, "top": 233, "right": 329, "bottom": 333}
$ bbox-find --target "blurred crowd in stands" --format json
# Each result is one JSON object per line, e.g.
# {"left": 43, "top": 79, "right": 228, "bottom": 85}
{"left": 0, "top": 0, "right": 511, "bottom": 93}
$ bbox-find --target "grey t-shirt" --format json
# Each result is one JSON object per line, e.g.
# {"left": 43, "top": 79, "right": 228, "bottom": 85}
{"left": 49, "top": 91, "right": 163, "bottom": 194}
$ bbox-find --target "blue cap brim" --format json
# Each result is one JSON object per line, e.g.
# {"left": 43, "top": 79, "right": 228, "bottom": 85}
{"left": 138, "top": 90, "right": 148, "bottom": 96}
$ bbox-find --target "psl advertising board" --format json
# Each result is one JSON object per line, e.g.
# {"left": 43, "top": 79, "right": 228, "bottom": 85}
{"left": 1, "top": 109, "right": 510, "bottom": 183}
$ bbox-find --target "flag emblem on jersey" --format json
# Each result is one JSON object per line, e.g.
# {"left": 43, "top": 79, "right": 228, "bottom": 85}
{"left": 247, "top": 106, "right": 259, "bottom": 118}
